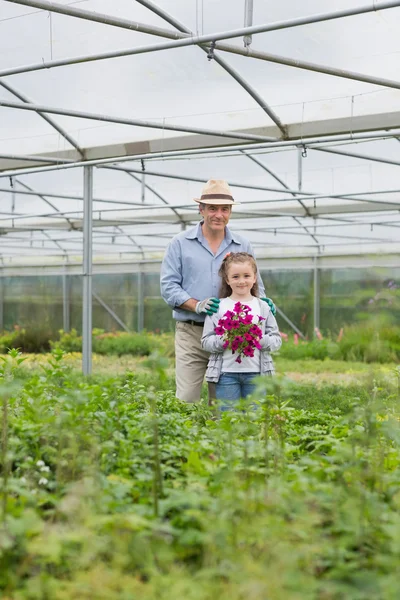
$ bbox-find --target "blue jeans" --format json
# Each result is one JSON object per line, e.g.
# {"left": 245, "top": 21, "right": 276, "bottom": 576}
{"left": 215, "top": 372, "right": 258, "bottom": 412}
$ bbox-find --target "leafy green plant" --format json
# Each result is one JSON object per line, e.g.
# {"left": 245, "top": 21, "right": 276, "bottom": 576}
{"left": 1, "top": 353, "right": 400, "bottom": 598}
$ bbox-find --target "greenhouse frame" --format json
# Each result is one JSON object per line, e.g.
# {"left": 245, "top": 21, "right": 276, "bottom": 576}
{"left": 1, "top": 0, "right": 400, "bottom": 372}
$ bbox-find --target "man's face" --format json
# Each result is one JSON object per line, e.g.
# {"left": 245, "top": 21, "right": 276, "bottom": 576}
{"left": 200, "top": 204, "right": 232, "bottom": 233}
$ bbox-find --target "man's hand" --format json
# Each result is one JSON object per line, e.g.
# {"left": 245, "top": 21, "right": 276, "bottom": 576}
{"left": 261, "top": 297, "right": 276, "bottom": 316}
{"left": 195, "top": 297, "right": 220, "bottom": 315}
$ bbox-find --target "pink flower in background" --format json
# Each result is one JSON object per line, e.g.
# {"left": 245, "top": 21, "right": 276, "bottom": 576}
{"left": 294, "top": 333, "right": 299, "bottom": 345}
{"left": 337, "top": 327, "right": 344, "bottom": 342}
{"left": 280, "top": 332, "right": 288, "bottom": 342}
{"left": 314, "top": 327, "right": 323, "bottom": 340}
{"left": 214, "top": 302, "right": 263, "bottom": 364}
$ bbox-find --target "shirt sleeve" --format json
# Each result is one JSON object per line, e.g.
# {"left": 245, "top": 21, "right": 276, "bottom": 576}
{"left": 160, "top": 239, "right": 191, "bottom": 308}
{"left": 260, "top": 310, "right": 282, "bottom": 353}
{"left": 201, "top": 313, "right": 224, "bottom": 353}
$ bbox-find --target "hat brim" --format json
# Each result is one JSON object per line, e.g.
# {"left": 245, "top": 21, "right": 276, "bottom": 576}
{"left": 194, "top": 197, "right": 240, "bottom": 205}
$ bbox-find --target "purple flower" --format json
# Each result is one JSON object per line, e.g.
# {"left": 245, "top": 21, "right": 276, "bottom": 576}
{"left": 243, "top": 345, "right": 254, "bottom": 357}
{"left": 233, "top": 302, "right": 243, "bottom": 314}
{"left": 214, "top": 326, "right": 225, "bottom": 336}
{"left": 231, "top": 339, "right": 240, "bottom": 351}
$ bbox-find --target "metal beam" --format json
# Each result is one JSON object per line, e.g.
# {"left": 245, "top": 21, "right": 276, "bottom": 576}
{"left": 312, "top": 145, "right": 400, "bottom": 167}
{"left": 275, "top": 306, "right": 305, "bottom": 340}
{"left": 82, "top": 166, "right": 93, "bottom": 376}
{"left": 92, "top": 290, "right": 130, "bottom": 332}
{"left": 0, "top": 80, "right": 84, "bottom": 157}
{"left": 0, "top": 185, "right": 156, "bottom": 208}
{"left": 240, "top": 150, "right": 320, "bottom": 246}
{"left": 3, "top": 0, "right": 185, "bottom": 39}
{"left": 135, "top": 0, "right": 287, "bottom": 136}
{"left": 5, "top": 0, "right": 400, "bottom": 50}
{"left": 13, "top": 179, "right": 74, "bottom": 229}
{"left": 0, "top": 99, "right": 277, "bottom": 143}
{"left": 313, "top": 257, "right": 320, "bottom": 334}
{"left": 2, "top": 127, "right": 400, "bottom": 178}
{"left": 137, "top": 270, "right": 144, "bottom": 332}
{"left": 62, "top": 271, "right": 70, "bottom": 332}
{"left": 4, "top": 0, "right": 400, "bottom": 96}
{"left": 0, "top": 153, "right": 75, "bottom": 164}
{"left": 124, "top": 170, "right": 184, "bottom": 222}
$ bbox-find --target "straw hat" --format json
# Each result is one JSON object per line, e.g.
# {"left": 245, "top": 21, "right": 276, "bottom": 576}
{"left": 194, "top": 179, "right": 240, "bottom": 205}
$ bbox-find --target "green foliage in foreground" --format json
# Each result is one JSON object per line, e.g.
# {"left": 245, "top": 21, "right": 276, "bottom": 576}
{"left": 1, "top": 351, "right": 400, "bottom": 599}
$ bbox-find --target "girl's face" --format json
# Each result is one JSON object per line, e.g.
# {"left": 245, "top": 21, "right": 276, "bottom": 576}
{"left": 226, "top": 261, "right": 257, "bottom": 297}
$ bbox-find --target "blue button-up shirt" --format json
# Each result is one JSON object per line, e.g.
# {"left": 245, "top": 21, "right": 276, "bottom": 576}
{"left": 160, "top": 221, "right": 265, "bottom": 322}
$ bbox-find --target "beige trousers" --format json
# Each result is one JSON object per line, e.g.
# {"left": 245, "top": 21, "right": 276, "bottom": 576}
{"left": 175, "top": 321, "right": 215, "bottom": 403}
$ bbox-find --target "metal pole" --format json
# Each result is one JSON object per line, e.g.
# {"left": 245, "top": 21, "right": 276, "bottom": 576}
{"left": 141, "top": 173, "right": 145, "bottom": 203}
{"left": 243, "top": 0, "right": 254, "bottom": 47}
{"left": 92, "top": 290, "right": 130, "bottom": 332}
{"left": 3, "top": 0, "right": 400, "bottom": 81}
{"left": 313, "top": 257, "right": 320, "bottom": 335}
{"left": 137, "top": 270, "right": 144, "bottom": 332}
{"left": 8, "top": 0, "right": 400, "bottom": 41}
{"left": 0, "top": 80, "right": 84, "bottom": 157}
{"left": 62, "top": 270, "right": 70, "bottom": 332}
{"left": 312, "top": 146, "right": 400, "bottom": 168}
{"left": 0, "top": 99, "right": 276, "bottom": 144}
{"left": 297, "top": 147, "right": 303, "bottom": 192}
{"left": 0, "top": 276, "right": 4, "bottom": 331}
{"left": 2, "top": 127, "right": 400, "bottom": 180}
{"left": 82, "top": 166, "right": 93, "bottom": 375}
{"left": 275, "top": 306, "right": 305, "bottom": 340}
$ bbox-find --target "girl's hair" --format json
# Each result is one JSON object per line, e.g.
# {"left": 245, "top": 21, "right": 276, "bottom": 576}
{"left": 218, "top": 252, "right": 259, "bottom": 298}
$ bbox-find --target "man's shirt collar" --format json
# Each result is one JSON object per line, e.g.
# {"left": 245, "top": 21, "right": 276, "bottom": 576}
{"left": 184, "top": 221, "right": 241, "bottom": 244}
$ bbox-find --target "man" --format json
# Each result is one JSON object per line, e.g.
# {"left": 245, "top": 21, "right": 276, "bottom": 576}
{"left": 161, "top": 179, "right": 275, "bottom": 403}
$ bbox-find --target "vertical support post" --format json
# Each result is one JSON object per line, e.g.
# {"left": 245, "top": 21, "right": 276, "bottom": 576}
{"left": 82, "top": 166, "right": 93, "bottom": 375}
{"left": 62, "top": 269, "right": 70, "bottom": 332}
{"left": 141, "top": 172, "right": 145, "bottom": 203}
{"left": 313, "top": 256, "right": 320, "bottom": 335}
{"left": 243, "top": 0, "right": 253, "bottom": 47}
{"left": 0, "top": 274, "right": 4, "bottom": 331}
{"left": 137, "top": 269, "right": 144, "bottom": 332}
{"left": 297, "top": 146, "right": 303, "bottom": 192}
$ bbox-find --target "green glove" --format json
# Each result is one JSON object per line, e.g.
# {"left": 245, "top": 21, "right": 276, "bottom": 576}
{"left": 195, "top": 297, "right": 220, "bottom": 315}
{"left": 261, "top": 297, "right": 276, "bottom": 316}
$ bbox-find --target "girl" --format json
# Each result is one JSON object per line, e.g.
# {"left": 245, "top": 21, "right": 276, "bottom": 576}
{"left": 201, "top": 252, "right": 281, "bottom": 410}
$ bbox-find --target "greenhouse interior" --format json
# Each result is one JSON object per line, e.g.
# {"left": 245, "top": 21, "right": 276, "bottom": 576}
{"left": 1, "top": 1, "right": 400, "bottom": 597}
{"left": 1, "top": 0, "right": 400, "bottom": 360}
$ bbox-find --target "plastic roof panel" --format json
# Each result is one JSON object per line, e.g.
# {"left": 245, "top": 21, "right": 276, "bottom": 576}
{"left": 1, "top": 0, "right": 400, "bottom": 264}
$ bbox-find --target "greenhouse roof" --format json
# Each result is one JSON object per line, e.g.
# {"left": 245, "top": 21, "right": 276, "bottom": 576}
{"left": 1, "top": 0, "right": 400, "bottom": 266}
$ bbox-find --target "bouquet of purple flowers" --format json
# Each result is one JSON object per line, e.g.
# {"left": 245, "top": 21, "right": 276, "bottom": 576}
{"left": 214, "top": 301, "right": 265, "bottom": 363}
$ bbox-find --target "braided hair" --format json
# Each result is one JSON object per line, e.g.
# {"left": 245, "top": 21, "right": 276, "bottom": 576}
{"left": 218, "top": 252, "right": 259, "bottom": 298}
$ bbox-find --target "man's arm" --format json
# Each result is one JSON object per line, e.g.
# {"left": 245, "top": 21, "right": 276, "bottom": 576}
{"left": 160, "top": 240, "right": 219, "bottom": 315}
{"left": 179, "top": 298, "right": 198, "bottom": 313}
{"left": 160, "top": 239, "right": 191, "bottom": 309}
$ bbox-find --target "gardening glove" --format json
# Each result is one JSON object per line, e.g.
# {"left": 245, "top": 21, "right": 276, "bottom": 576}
{"left": 195, "top": 297, "right": 220, "bottom": 316}
{"left": 261, "top": 297, "right": 276, "bottom": 316}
